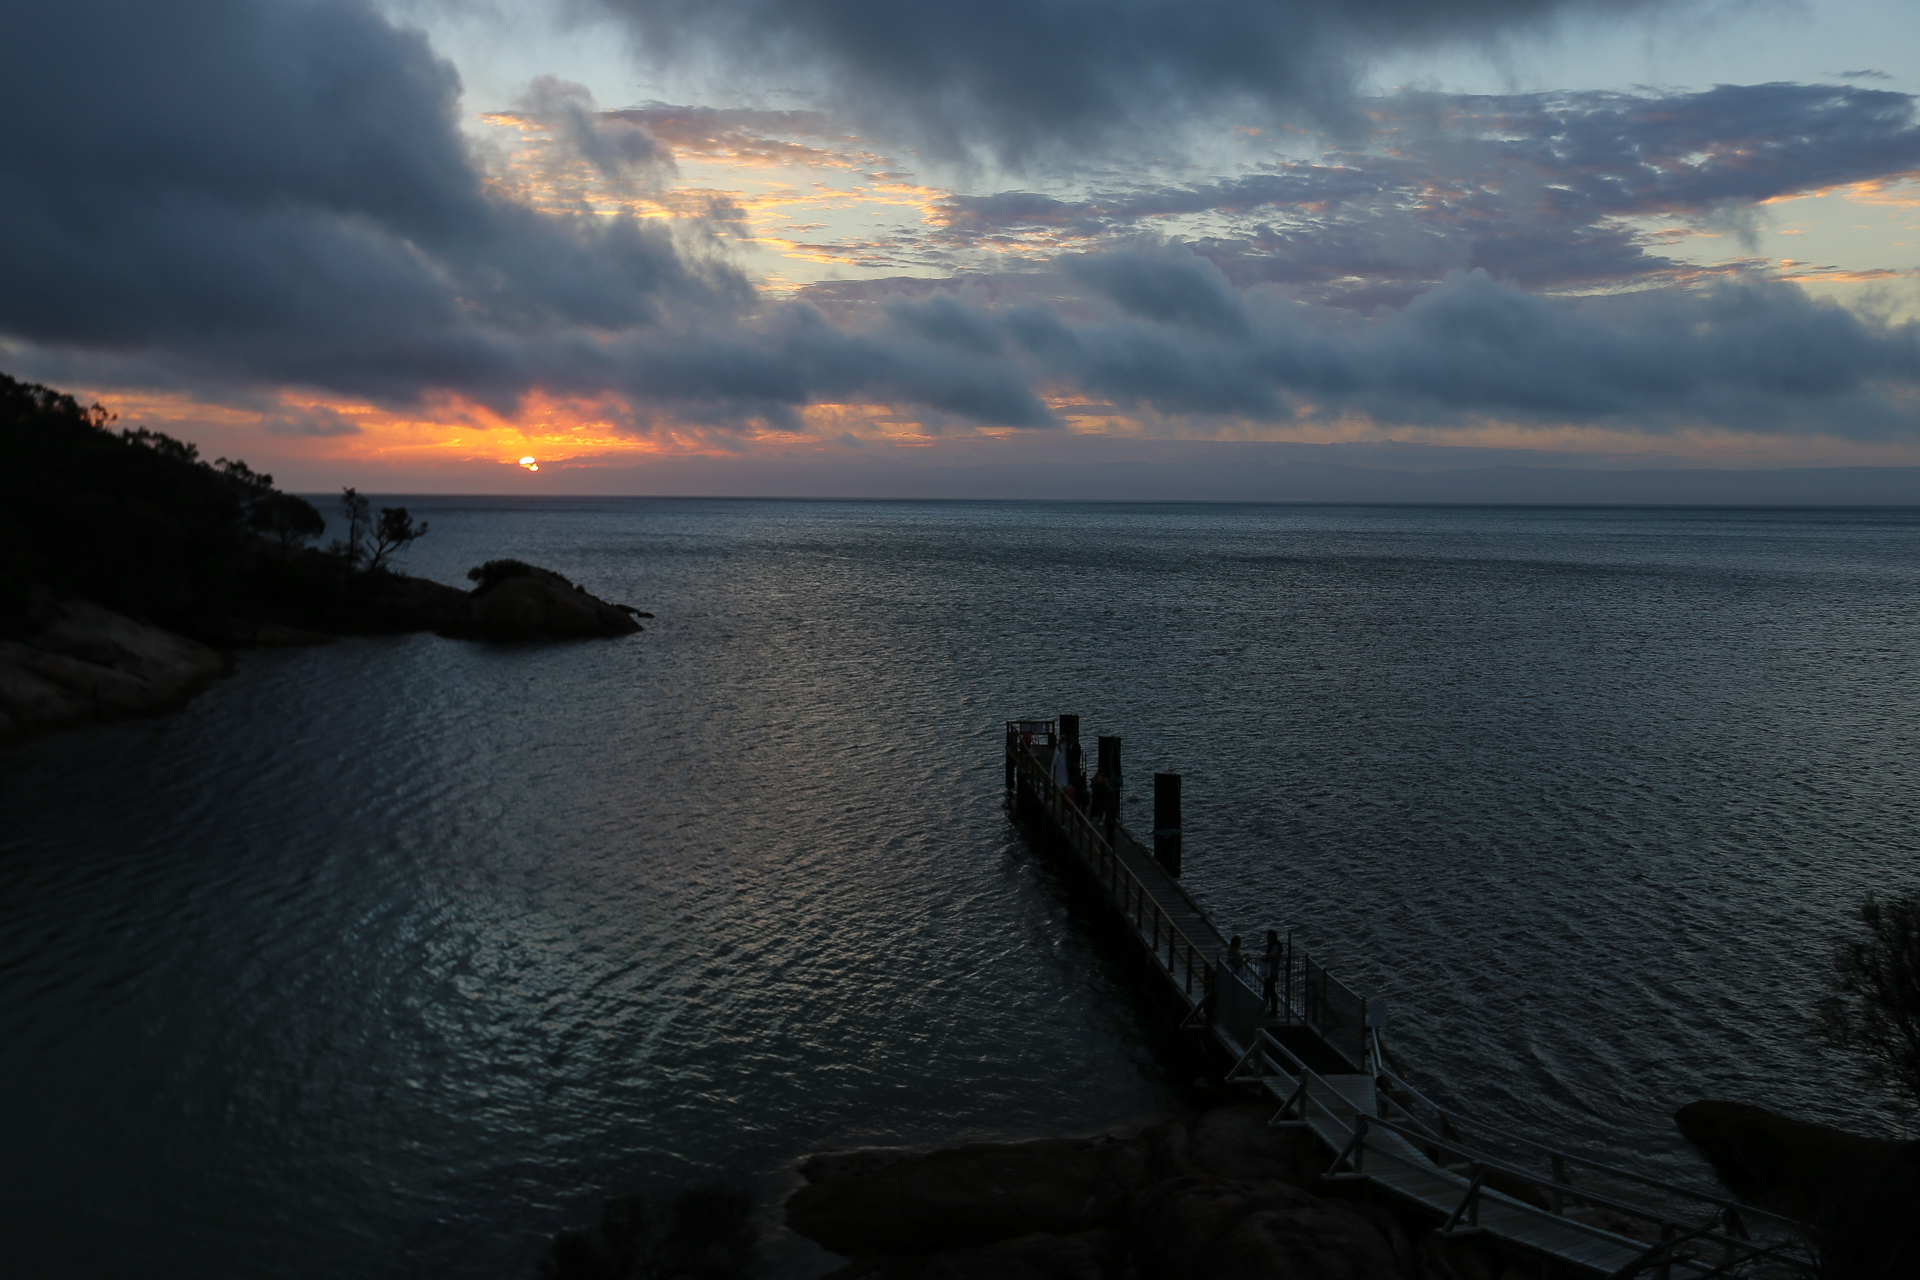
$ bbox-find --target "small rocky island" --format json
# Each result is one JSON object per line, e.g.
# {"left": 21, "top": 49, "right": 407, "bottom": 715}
{"left": 0, "top": 372, "right": 648, "bottom": 746}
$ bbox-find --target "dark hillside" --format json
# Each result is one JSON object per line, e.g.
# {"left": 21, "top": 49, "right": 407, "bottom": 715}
{"left": 0, "top": 372, "right": 322, "bottom": 635}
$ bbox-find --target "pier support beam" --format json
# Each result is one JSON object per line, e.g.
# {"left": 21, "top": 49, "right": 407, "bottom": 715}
{"left": 1154, "top": 772, "right": 1183, "bottom": 877}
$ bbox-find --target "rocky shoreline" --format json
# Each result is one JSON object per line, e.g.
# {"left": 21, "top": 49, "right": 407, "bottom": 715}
{"left": 704, "top": 1099, "right": 1907, "bottom": 1280}
{"left": 777, "top": 1105, "right": 1540, "bottom": 1280}
{"left": 1, "top": 372, "right": 654, "bottom": 748}
{"left": 0, "top": 564, "right": 648, "bottom": 748}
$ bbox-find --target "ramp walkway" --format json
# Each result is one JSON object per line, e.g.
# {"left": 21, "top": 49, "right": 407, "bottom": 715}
{"left": 1005, "top": 718, "right": 1815, "bottom": 1280}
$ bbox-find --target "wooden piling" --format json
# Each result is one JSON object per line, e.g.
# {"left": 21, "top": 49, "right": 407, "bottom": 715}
{"left": 1154, "top": 772, "right": 1182, "bottom": 877}
{"left": 1098, "top": 735, "right": 1122, "bottom": 844}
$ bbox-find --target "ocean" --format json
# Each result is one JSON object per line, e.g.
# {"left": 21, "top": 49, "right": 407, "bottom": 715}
{"left": 2, "top": 499, "right": 1915, "bottom": 1277}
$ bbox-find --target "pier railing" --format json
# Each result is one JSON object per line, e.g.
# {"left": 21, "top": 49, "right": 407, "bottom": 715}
{"left": 1005, "top": 714, "right": 1818, "bottom": 1279}
{"left": 1229, "top": 1024, "right": 1813, "bottom": 1277}
{"left": 1329, "top": 1109, "right": 1814, "bottom": 1279}
{"left": 1006, "top": 723, "right": 1215, "bottom": 1003}
{"left": 1371, "top": 1065, "right": 1812, "bottom": 1255}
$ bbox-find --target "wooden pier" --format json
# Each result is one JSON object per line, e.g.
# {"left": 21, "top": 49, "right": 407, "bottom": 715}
{"left": 1005, "top": 718, "right": 1814, "bottom": 1280}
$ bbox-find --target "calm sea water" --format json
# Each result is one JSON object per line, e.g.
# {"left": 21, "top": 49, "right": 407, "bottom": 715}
{"left": 3, "top": 500, "right": 1916, "bottom": 1278}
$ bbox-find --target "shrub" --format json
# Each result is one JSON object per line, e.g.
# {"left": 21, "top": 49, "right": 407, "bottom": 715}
{"left": 1819, "top": 889, "right": 1920, "bottom": 1112}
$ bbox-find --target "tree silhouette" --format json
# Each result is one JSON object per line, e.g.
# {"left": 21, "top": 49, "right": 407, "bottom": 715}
{"left": 1819, "top": 889, "right": 1920, "bottom": 1111}
{"left": 367, "top": 506, "right": 428, "bottom": 572}
{"left": 331, "top": 487, "right": 372, "bottom": 568}
{"left": 252, "top": 491, "right": 325, "bottom": 557}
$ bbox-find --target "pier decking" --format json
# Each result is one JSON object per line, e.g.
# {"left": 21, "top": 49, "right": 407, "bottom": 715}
{"left": 1005, "top": 718, "right": 1814, "bottom": 1280}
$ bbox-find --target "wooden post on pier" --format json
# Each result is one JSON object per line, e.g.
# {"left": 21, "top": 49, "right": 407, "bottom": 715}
{"left": 1154, "top": 772, "right": 1182, "bottom": 877}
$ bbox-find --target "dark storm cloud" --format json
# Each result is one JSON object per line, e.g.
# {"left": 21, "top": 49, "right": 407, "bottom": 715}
{"left": 5, "top": 2, "right": 1918, "bottom": 442}
{"left": 589, "top": 0, "right": 1662, "bottom": 163}
{"left": 1064, "top": 250, "right": 1251, "bottom": 337}
{"left": 841, "top": 257, "right": 1920, "bottom": 435}
{"left": 0, "top": 0, "right": 743, "bottom": 406}
{"left": 0, "top": 0, "right": 1064, "bottom": 429}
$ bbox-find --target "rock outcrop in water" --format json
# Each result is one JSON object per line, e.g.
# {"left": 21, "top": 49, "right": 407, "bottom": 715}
{"left": 0, "top": 598, "right": 232, "bottom": 742}
{"left": 0, "top": 561, "right": 649, "bottom": 744}
{"left": 785, "top": 1105, "right": 1524, "bottom": 1280}
{"left": 448, "top": 560, "right": 645, "bottom": 641}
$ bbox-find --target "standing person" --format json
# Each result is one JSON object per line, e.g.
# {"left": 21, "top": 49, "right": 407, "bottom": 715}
{"left": 1089, "top": 768, "right": 1112, "bottom": 825}
{"left": 1261, "top": 930, "right": 1282, "bottom": 1015}
{"left": 1225, "top": 935, "right": 1243, "bottom": 975}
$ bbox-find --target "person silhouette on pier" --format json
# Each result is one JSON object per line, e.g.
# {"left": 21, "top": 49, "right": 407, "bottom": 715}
{"left": 1225, "top": 935, "right": 1243, "bottom": 974}
{"left": 1261, "top": 930, "right": 1282, "bottom": 1015}
{"left": 1089, "top": 768, "right": 1112, "bottom": 824}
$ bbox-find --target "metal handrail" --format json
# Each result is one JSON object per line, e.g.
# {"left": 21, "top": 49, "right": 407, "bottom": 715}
{"left": 1009, "top": 732, "right": 1216, "bottom": 998}
{"left": 1232, "top": 1028, "right": 1363, "bottom": 1139}
{"left": 1235, "top": 1030, "right": 1811, "bottom": 1276}
{"left": 1343, "top": 1112, "right": 1813, "bottom": 1274}
{"left": 1373, "top": 1068, "right": 1808, "bottom": 1236}
{"left": 1004, "top": 719, "right": 1811, "bottom": 1278}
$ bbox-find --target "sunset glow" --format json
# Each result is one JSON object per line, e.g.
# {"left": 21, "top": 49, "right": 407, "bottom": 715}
{"left": 4, "top": 0, "right": 1916, "bottom": 496}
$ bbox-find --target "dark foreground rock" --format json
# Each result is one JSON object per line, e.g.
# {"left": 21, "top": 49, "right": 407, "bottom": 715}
{"left": 1674, "top": 1099, "right": 1905, "bottom": 1224}
{"left": 0, "top": 598, "right": 230, "bottom": 742}
{"left": 1676, "top": 1098, "right": 1920, "bottom": 1277}
{"left": 786, "top": 1105, "right": 1525, "bottom": 1280}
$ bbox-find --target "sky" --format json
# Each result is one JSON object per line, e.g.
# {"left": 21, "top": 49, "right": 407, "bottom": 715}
{"left": 3, "top": 0, "right": 1919, "bottom": 498}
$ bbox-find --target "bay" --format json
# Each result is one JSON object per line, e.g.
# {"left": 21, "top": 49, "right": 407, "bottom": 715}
{"left": 3, "top": 499, "right": 1915, "bottom": 1277}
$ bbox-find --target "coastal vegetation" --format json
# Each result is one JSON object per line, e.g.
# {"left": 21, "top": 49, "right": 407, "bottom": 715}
{"left": 0, "top": 371, "right": 644, "bottom": 744}
{"left": 0, "top": 372, "right": 327, "bottom": 636}
{"left": 1820, "top": 889, "right": 1920, "bottom": 1115}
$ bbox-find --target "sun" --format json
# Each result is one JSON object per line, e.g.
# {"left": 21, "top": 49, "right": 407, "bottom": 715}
{"left": 518, "top": 456, "right": 539, "bottom": 472}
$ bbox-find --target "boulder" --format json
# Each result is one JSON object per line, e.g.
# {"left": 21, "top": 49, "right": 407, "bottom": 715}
{"left": 0, "top": 598, "right": 229, "bottom": 744}
{"left": 1184, "top": 1104, "right": 1328, "bottom": 1185}
{"left": 785, "top": 1135, "right": 1152, "bottom": 1257}
{"left": 919, "top": 1230, "right": 1120, "bottom": 1280}
{"left": 1674, "top": 1100, "right": 1905, "bottom": 1223}
{"left": 1132, "top": 1177, "right": 1408, "bottom": 1280}
{"left": 450, "top": 567, "right": 642, "bottom": 641}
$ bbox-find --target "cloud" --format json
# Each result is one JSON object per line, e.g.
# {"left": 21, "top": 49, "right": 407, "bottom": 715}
{"left": 1065, "top": 248, "right": 1251, "bottom": 338}
{"left": 814, "top": 257, "right": 1920, "bottom": 436}
{"left": 0, "top": 1, "right": 753, "bottom": 406}
{"left": 509, "top": 76, "right": 675, "bottom": 188}
{"left": 924, "top": 84, "right": 1920, "bottom": 303}
{"left": 587, "top": 0, "right": 1668, "bottom": 164}
{"left": 260, "top": 405, "right": 364, "bottom": 437}
{"left": 3, "top": 3, "right": 1917, "bottom": 449}
{"left": 0, "top": 0, "right": 1088, "bottom": 433}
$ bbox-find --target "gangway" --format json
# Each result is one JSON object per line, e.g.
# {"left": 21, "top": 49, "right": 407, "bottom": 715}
{"left": 1005, "top": 718, "right": 1814, "bottom": 1280}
